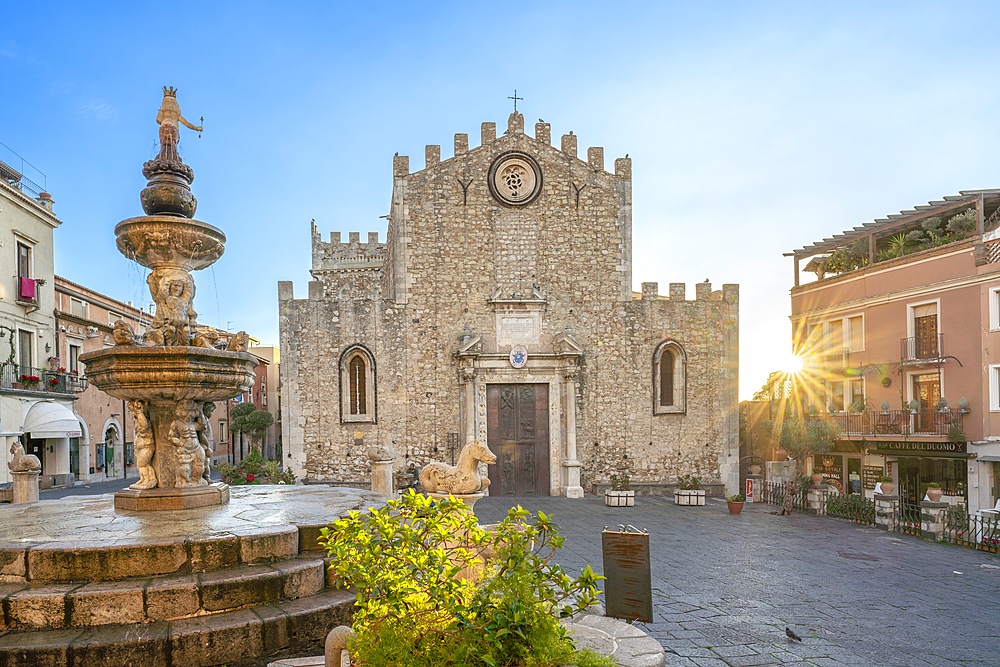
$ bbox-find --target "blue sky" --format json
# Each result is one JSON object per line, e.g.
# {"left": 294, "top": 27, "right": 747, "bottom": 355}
{"left": 3, "top": 1, "right": 999, "bottom": 399}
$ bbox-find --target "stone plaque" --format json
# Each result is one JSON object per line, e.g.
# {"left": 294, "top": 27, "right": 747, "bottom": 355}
{"left": 497, "top": 313, "right": 540, "bottom": 346}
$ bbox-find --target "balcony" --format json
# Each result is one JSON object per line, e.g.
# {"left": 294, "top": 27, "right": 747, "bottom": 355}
{"left": 812, "top": 408, "right": 965, "bottom": 438}
{"left": 900, "top": 334, "right": 943, "bottom": 364}
{"left": 0, "top": 363, "right": 88, "bottom": 395}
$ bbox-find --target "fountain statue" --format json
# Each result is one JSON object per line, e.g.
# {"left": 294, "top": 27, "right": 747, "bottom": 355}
{"left": 80, "top": 87, "right": 257, "bottom": 511}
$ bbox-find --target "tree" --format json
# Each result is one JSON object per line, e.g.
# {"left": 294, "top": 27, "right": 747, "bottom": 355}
{"left": 761, "top": 417, "right": 840, "bottom": 476}
{"left": 230, "top": 402, "right": 274, "bottom": 456}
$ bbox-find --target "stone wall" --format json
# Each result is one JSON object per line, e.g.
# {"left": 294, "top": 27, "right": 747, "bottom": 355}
{"left": 279, "top": 113, "right": 739, "bottom": 495}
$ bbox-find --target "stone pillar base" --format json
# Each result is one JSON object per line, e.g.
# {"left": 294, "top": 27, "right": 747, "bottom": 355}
{"left": 370, "top": 460, "right": 394, "bottom": 498}
{"left": 563, "top": 460, "right": 584, "bottom": 498}
{"left": 11, "top": 470, "right": 40, "bottom": 504}
{"left": 875, "top": 494, "right": 900, "bottom": 531}
{"left": 807, "top": 485, "right": 829, "bottom": 515}
{"left": 114, "top": 482, "right": 230, "bottom": 511}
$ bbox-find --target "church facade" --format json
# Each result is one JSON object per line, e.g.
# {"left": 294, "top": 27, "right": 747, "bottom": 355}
{"left": 278, "top": 112, "right": 739, "bottom": 497}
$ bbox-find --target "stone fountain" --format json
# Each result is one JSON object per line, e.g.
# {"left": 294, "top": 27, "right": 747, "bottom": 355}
{"left": 80, "top": 86, "right": 256, "bottom": 511}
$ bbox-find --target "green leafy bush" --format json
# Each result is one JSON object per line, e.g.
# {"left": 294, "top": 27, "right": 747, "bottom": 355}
{"left": 216, "top": 450, "right": 295, "bottom": 485}
{"left": 318, "top": 490, "right": 613, "bottom": 667}
{"left": 677, "top": 474, "right": 701, "bottom": 490}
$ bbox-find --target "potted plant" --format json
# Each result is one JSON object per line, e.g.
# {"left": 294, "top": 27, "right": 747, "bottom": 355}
{"left": 878, "top": 475, "right": 895, "bottom": 495}
{"left": 674, "top": 474, "right": 705, "bottom": 506}
{"left": 727, "top": 493, "right": 745, "bottom": 514}
{"left": 318, "top": 491, "right": 615, "bottom": 667}
{"left": 605, "top": 472, "right": 634, "bottom": 507}
{"left": 926, "top": 482, "right": 943, "bottom": 502}
{"left": 19, "top": 374, "right": 40, "bottom": 389}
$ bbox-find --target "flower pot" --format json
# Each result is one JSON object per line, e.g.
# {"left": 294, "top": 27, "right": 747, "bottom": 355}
{"left": 810, "top": 473, "right": 824, "bottom": 486}
{"left": 604, "top": 490, "right": 634, "bottom": 507}
{"left": 926, "top": 488, "right": 943, "bottom": 502}
{"left": 749, "top": 464, "right": 762, "bottom": 475}
{"left": 879, "top": 482, "right": 895, "bottom": 495}
{"left": 727, "top": 501, "right": 744, "bottom": 515}
{"left": 674, "top": 489, "right": 705, "bottom": 506}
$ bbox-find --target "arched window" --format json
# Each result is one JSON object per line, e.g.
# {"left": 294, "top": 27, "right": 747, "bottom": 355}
{"left": 340, "top": 345, "right": 376, "bottom": 423}
{"left": 653, "top": 340, "right": 686, "bottom": 414}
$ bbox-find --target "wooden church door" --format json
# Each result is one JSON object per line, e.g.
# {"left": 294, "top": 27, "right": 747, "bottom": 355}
{"left": 487, "top": 384, "right": 549, "bottom": 497}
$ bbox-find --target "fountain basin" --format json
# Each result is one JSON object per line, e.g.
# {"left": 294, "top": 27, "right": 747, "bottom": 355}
{"left": 115, "top": 215, "right": 226, "bottom": 271}
{"left": 79, "top": 345, "right": 255, "bottom": 403}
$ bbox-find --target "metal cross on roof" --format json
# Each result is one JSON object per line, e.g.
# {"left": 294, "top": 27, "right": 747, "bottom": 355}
{"left": 508, "top": 89, "right": 523, "bottom": 113}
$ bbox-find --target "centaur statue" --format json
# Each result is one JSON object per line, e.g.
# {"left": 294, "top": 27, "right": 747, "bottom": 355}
{"left": 420, "top": 440, "right": 496, "bottom": 494}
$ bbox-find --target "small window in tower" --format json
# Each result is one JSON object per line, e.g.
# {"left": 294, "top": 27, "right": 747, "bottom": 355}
{"left": 653, "top": 340, "right": 686, "bottom": 415}
{"left": 341, "top": 345, "right": 376, "bottom": 423}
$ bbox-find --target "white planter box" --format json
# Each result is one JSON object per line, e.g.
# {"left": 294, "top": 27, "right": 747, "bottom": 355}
{"left": 604, "top": 490, "right": 635, "bottom": 507}
{"left": 674, "top": 489, "right": 706, "bottom": 506}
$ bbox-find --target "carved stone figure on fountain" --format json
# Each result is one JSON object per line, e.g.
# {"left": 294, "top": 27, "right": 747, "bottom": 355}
{"left": 226, "top": 330, "right": 250, "bottom": 352}
{"left": 155, "top": 86, "right": 202, "bottom": 162}
{"left": 170, "top": 400, "right": 206, "bottom": 487}
{"left": 196, "top": 401, "right": 216, "bottom": 482}
{"left": 140, "top": 86, "right": 201, "bottom": 218}
{"left": 113, "top": 320, "right": 137, "bottom": 346}
{"left": 419, "top": 440, "right": 496, "bottom": 494}
{"left": 145, "top": 268, "right": 197, "bottom": 346}
{"left": 128, "top": 400, "right": 157, "bottom": 490}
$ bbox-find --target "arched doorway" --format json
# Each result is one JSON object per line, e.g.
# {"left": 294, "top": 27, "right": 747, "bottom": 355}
{"left": 103, "top": 425, "right": 119, "bottom": 479}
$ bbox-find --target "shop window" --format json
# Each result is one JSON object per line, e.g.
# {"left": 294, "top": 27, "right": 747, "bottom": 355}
{"left": 340, "top": 345, "right": 376, "bottom": 423}
{"left": 653, "top": 340, "right": 686, "bottom": 414}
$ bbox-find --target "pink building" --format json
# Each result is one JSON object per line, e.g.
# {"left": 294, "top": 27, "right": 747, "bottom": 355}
{"left": 787, "top": 189, "right": 1000, "bottom": 514}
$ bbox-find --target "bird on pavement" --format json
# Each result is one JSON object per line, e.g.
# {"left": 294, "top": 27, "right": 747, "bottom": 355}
{"left": 785, "top": 627, "right": 802, "bottom": 642}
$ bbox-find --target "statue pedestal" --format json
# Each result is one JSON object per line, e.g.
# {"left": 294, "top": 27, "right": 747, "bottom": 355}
{"left": 114, "top": 482, "right": 229, "bottom": 511}
{"left": 370, "top": 459, "right": 395, "bottom": 498}
{"left": 425, "top": 491, "right": 485, "bottom": 514}
{"left": 12, "top": 470, "right": 40, "bottom": 504}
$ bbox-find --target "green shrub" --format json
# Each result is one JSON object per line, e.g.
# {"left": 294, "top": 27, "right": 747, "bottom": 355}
{"left": 319, "top": 490, "right": 614, "bottom": 667}
{"left": 216, "top": 450, "right": 295, "bottom": 485}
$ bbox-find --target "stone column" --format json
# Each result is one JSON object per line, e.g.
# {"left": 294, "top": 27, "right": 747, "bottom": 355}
{"left": 462, "top": 368, "right": 476, "bottom": 445}
{"left": 562, "top": 367, "right": 584, "bottom": 499}
{"left": 368, "top": 446, "right": 396, "bottom": 498}
{"left": 875, "top": 494, "right": 899, "bottom": 531}
{"left": 807, "top": 485, "right": 829, "bottom": 515}
{"left": 12, "top": 470, "right": 40, "bottom": 504}
{"left": 921, "top": 501, "right": 949, "bottom": 541}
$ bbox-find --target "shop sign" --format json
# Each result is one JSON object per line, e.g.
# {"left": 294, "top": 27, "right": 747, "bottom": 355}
{"left": 877, "top": 441, "right": 967, "bottom": 454}
{"left": 862, "top": 466, "right": 884, "bottom": 490}
{"left": 813, "top": 454, "right": 844, "bottom": 493}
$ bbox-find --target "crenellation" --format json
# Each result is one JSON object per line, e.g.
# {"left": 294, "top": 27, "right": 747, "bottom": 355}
{"left": 425, "top": 145, "right": 440, "bottom": 169}
{"left": 330, "top": 231, "right": 341, "bottom": 244}
{"left": 349, "top": 232, "right": 360, "bottom": 244}
{"left": 615, "top": 156, "right": 631, "bottom": 180}
{"left": 561, "top": 132, "right": 577, "bottom": 158}
{"left": 588, "top": 147, "right": 604, "bottom": 171}
{"left": 695, "top": 280, "right": 712, "bottom": 300}
{"left": 454, "top": 133, "right": 468, "bottom": 155}
{"left": 277, "top": 281, "right": 293, "bottom": 301}
{"left": 535, "top": 122, "right": 551, "bottom": 145}
{"left": 307, "top": 280, "right": 324, "bottom": 301}
{"left": 368, "top": 232, "right": 379, "bottom": 244}
{"left": 670, "top": 283, "right": 686, "bottom": 301}
{"left": 641, "top": 282, "right": 658, "bottom": 299}
{"left": 393, "top": 154, "right": 409, "bottom": 177}
{"left": 507, "top": 111, "right": 524, "bottom": 135}
{"left": 481, "top": 122, "right": 496, "bottom": 145}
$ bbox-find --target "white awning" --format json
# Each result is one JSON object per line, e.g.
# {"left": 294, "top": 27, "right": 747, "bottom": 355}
{"left": 22, "top": 401, "right": 82, "bottom": 438}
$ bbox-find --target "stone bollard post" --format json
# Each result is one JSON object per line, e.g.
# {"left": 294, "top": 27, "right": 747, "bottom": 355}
{"left": 367, "top": 445, "right": 396, "bottom": 498}
{"left": 874, "top": 494, "right": 899, "bottom": 531}
{"left": 921, "top": 501, "right": 949, "bottom": 541}
{"left": 12, "top": 470, "right": 40, "bottom": 504}
{"left": 807, "top": 485, "right": 829, "bottom": 515}
{"left": 325, "top": 625, "right": 355, "bottom": 667}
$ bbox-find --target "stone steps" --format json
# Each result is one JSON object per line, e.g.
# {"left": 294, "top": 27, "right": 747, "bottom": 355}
{"left": 0, "top": 587, "right": 355, "bottom": 667}
{"left": 0, "top": 555, "right": 333, "bottom": 631}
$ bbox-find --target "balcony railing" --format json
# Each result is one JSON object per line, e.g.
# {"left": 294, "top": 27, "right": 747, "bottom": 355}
{"left": 811, "top": 408, "right": 965, "bottom": 437}
{"left": 900, "top": 334, "right": 943, "bottom": 362}
{"left": 0, "top": 363, "right": 88, "bottom": 394}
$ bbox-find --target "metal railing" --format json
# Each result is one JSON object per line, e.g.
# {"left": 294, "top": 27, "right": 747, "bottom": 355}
{"left": 760, "top": 480, "right": 807, "bottom": 512}
{"left": 825, "top": 493, "right": 875, "bottom": 526}
{"left": 0, "top": 362, "right": 87, "bottom": 394}
{"left": 814, "top": 409, "right": 964, "bottom": 437}
{"left": 900, "top": 334, "right": 943, "bottom": 362}
{"left": 941, "top": 506, "right": 1000, "bottom": 554}
{"left": 0, "top": 141, "right": 46, "bottom": 199}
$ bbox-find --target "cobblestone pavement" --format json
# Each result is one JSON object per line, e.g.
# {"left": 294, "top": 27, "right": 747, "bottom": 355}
{"left": 475, "top": 495, "right": 1000, "bottom": 667}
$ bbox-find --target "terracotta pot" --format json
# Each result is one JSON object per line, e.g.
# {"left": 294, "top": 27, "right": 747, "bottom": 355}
{"left": 727, "top": 501, "right": 744, "bottom": 515}
{"left": 749, "top": 464, "right": 762, "bottom": 475}
{"left": 926, "top": 487, "right": 943, "bottom": 502}
{"left": 880, "top": 482, "right": 895, "bottom": 495}
{"left": 810, "top": 473, "right": 824, "bottom": 485}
